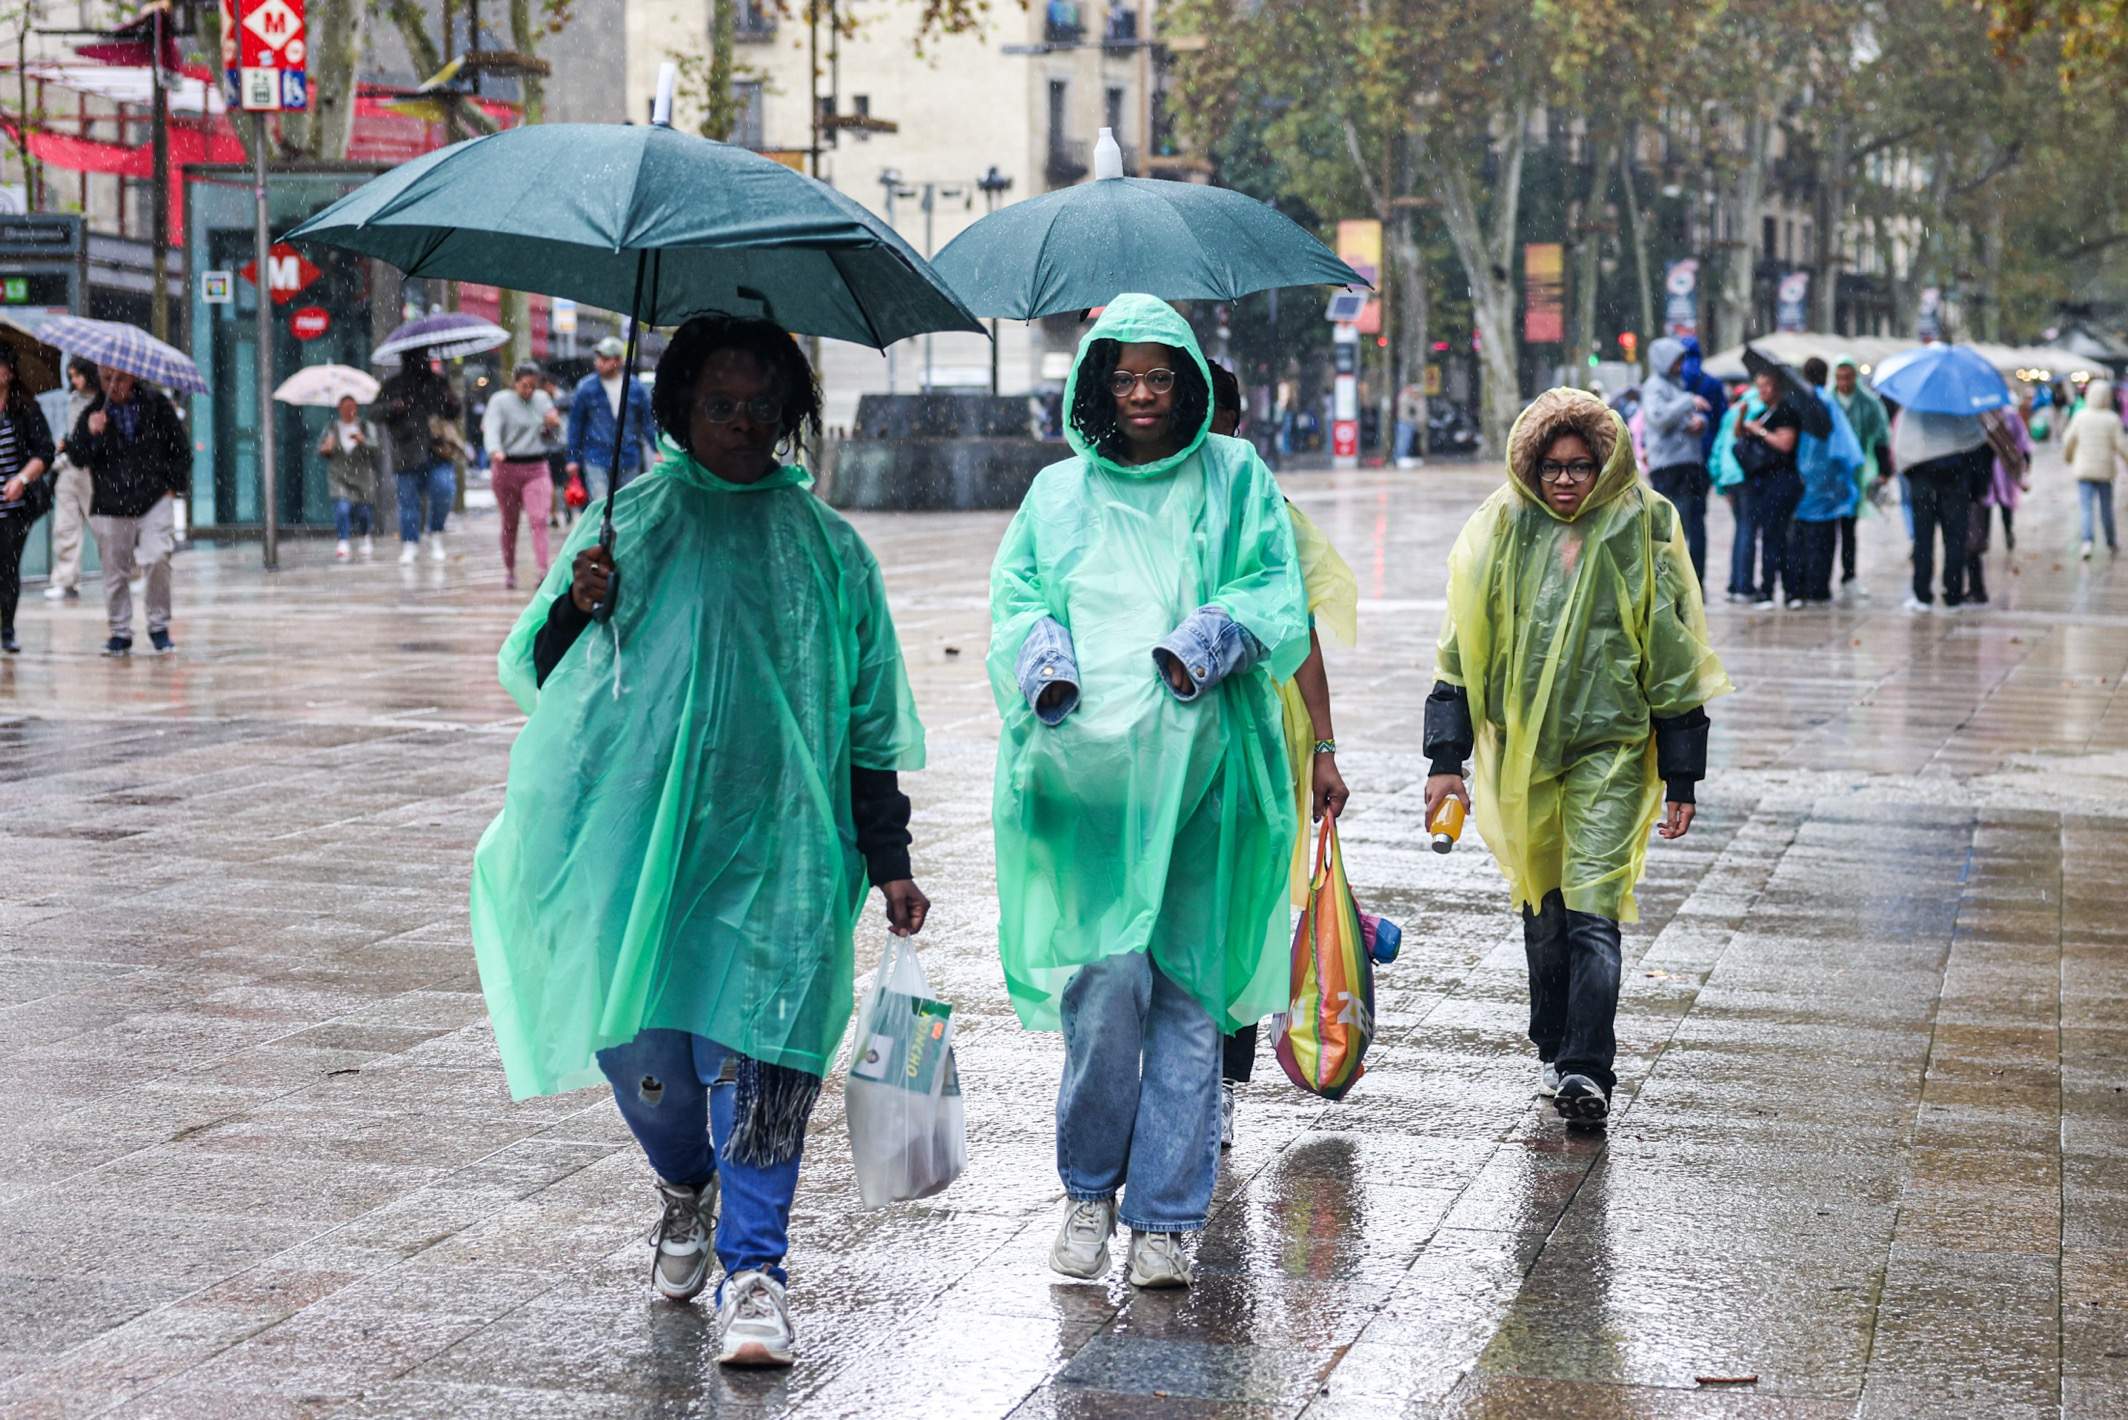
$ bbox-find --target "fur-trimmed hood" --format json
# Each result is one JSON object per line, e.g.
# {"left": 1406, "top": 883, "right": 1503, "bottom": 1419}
{"left": 1504, "top": 387, "right": 1641, "bottom": 522}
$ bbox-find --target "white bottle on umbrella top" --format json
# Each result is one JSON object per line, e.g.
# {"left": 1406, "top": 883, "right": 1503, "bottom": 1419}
{"left": 1094, "top": 127, "right": 1125, "bottom": 181}
{"left": 653, "top": 61, "right": 677, "bottom": 128}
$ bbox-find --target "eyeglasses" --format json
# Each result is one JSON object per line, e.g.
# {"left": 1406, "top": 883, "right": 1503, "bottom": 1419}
{"left": 697, "top": 395, "right": 783, "bottom": 426}
{"left": 1537, "top": 460, "right": 1600, "bottom": 484}
{"left": 1108, "top": 368, "right": 1177, "bottom": 397}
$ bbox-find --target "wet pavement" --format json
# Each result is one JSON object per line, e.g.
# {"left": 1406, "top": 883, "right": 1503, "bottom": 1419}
{"left": 1, "top": 448, "right": 2125, "bottom": 1419}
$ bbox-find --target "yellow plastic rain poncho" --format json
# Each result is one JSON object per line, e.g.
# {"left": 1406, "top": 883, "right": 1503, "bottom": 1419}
{"left": 470, "top": 438, "right": 925, "bottom": 1098}
{"left": 1277, "top": 505, "right": 1358, "bottom": 904}
{"left": 1436, "top": 389, "right": 1731, "bottom": 924}
{"left": 989, "top": 295, "right": 1310, "bottom": 1032}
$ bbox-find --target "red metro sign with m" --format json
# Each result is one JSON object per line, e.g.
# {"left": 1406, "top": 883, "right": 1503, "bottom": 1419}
{"left": 240, "top": 243, "right": 321, "bottom": 305}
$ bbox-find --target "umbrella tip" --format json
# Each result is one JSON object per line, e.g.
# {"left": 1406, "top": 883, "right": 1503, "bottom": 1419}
{"left": 653, "top": 62, "right": 676, "bottom": 128}
{"left": 1094, "top": 127, "right": 1123, "bottom": 181}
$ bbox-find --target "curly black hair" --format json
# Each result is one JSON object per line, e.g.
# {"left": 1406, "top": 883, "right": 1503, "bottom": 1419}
{"left": 1207, "top": 359, "right": 1241, "bottom": 420}
{"left": 651, "top": 312, "right": 823, "bottom": 459}
{"left": 1068, "top": 339, "right": 1210, "bottom": 462}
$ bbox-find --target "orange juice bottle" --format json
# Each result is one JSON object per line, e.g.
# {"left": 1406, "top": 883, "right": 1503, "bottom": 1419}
{"left": 1429, "top": 798, "right": 1465, "bottom": 854}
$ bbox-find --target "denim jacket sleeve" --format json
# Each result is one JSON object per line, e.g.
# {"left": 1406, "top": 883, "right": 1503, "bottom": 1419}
{"left": 1016, "top": 615, "right": 1080, "bottom": 725}
{"left": 1152, "top": 605, "right": 1264, "bottom": 702}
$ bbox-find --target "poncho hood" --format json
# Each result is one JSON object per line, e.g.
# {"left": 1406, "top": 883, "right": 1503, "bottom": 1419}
{"left": 1062, "top": 293, "right": 1213, "bottom": 481}
{"left": 652, "top": 434, "right": 812, "bottom": 494}
{"left": 1505, "top": 387, "right": 1640, "bottom": 523}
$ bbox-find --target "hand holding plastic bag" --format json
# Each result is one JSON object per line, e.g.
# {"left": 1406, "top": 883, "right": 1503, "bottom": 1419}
{"left": 844, "top": 937, "right": 966, "bottom": 1207}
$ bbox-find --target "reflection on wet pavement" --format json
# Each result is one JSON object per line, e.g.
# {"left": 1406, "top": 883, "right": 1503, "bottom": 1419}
{"left": 1, "top": 448, "right": 2125, "bottom": 1418}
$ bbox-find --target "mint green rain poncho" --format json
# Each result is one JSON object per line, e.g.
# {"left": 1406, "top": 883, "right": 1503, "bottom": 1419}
{"left": 988, "top": 295, "right": 1310, "bottom": 1033}
{"left": 470, "top": 437, "right": 925, "bottom": 1099}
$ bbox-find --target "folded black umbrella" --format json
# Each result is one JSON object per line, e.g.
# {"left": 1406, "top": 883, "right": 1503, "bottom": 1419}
{"left": 1741, "top": 344, "right": 1832, "bottom": 437}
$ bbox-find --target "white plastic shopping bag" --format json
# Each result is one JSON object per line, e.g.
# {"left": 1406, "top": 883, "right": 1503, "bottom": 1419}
{"left": 844, "top": 936, "right": 966, "bottom": 1207}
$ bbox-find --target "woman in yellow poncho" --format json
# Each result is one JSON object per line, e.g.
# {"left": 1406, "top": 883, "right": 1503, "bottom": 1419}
{"left": 1423, "top": 388, "right": 1731, "bottom": 1127}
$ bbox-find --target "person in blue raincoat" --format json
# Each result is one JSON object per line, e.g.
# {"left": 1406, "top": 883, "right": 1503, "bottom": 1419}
{"left": 1788, "top": 357, "right": 1865, "bottom": 604}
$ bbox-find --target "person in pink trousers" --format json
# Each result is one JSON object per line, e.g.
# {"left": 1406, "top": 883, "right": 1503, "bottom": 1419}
{"left": 483, "top": 361, "right": 561, "bottom": 590}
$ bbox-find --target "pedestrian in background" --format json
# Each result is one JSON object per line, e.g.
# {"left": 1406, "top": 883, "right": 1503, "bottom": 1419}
{"left": 1790, "top": 358, "right": 1863, "bottom": 605}
{"left": 542, "top": 373, "right": 573, "bottom": 531}
{"left": 1425, "top": 388, "right": 1729, "bottom": 1126}
{"left": 2062, "top": 378, "right": 2125, "bottom": 559}
{"left": 42, "top": 358, "right": 99, "bottom": 604}
{"left": 0, "top": 344, "right": 57, "bottom": 654}
{"left": 1733, "top": 370, "right": 1804, "bottom": 608}
{"left": 317, "top": 394, "right": 382, "bottom": 563}
{"left": 379, "top": 355, "right": 463, "bottom": 565}
{"left": 567, "top": 336, "right": 656, "bottom": 502}
{"left": 483, "top": 361, "right": 561, "bottom": 590}
{"left": 1893, "top": 404, "right": 1988, "bottom": 611}
{"left": 1966, "top": 404, "right": 2032, "bottom": 604}
{"left": 989, "top": 297, "right": 1307, "bottom": 1291}
{"left": 72, "top": 363, "right": 188, "bottom": 656}
{"left": 1638, "top": 337, "right": 1713, "bottom": 585}
{"left": 1830, "top": 356, "right": 1892, "bottom": 592}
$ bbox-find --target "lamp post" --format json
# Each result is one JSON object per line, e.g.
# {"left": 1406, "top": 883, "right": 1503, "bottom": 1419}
{"left": 977, "top": 165, "right": 1014, "bottom": 395}
{"left": 918, "top": 181, "right": 968, "bottom": 391}
{"left": 878, "top": 168, "right": 911, "bottom": 392}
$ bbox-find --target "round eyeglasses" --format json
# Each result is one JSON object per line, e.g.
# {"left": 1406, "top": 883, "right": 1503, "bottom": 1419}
{"left": 1109, "top": 368, "right": 1177, "bottom": 397}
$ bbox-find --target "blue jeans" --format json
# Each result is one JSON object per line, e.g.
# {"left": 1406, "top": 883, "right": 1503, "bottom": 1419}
{"left": 1725, "top": 484, "right": 1758, "bottom": 597}
{"left": 596, "top": 1029, "right": 809, "bottom": 1286}
{"left": 1057, "top": 951, "right": 1222, "bottom": 1233}
{"left": 395, "top": 460, "right": 456, "bottom": 542}
{"left": 2080, "top": 480, "right": 2118, "bottom": 548}
{"left": 332, "top": 499, "right": 372, "bottom": 541}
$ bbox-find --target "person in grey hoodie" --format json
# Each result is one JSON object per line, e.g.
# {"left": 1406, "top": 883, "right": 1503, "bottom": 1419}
{"left": 1639, "top": 336, "right": 1713, "bottom": 585}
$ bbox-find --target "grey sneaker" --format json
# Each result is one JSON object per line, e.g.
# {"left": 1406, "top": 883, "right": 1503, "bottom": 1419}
{"left": 1554, "top": 1074, "right": 1610, "bottom": 1127}
{"left": 1219, "top": 1080, "right": 1237, "bottom": 1148}
{"left": 1538, "top": 1061, "right": 1562, "bottom": 1097}
{"left": 646, "top": 1178, "right": 719, "bottom": 1302}
{"left": 1126, "top": 1230, "right": 1193, "bottom": 1289}
{"left": 716, "top": 1270, "right": 795, "bottom": 1367}
{"left": 1049, "top": 1196, "right": 1116, "bottom": 1279}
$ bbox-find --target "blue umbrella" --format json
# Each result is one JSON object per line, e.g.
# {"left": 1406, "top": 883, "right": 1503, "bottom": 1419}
{"left": 1870, "top": 343, "right": 2010, "bottom": 414}
{"left": 31, "top": 315, "right": 208, "bottom": 394}
{"left": 372, "top": 312, "right": 512, "bottom": 365}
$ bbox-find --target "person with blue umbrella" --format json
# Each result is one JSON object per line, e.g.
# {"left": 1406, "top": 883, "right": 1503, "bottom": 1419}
{"left": 1875, "top": 344, "right": 2010, "bottom": 612}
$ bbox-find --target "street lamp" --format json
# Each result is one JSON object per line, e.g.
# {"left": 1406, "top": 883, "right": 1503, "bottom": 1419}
{"left": 978, "top": 165, "right": 1015, "bottom": 394}
{"left": 878, "top": 169, "right": 915, "bottom": 392}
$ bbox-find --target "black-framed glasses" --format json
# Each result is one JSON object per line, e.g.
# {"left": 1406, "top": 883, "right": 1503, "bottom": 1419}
{"left": 1109, "top": 368, "right": 1177, "bottom": 397}
{"left": 1538, "top": 459, "right": 1600, "bottom": 484}
{"left": 697, "top": 395, "right": 783, "bottom": 426}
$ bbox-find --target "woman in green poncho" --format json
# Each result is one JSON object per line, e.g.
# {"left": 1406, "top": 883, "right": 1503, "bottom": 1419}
{"left": 989, "top": 295, "right": 1308, "bottom": 1290}
{"left": 469, "top": 314, "right": 929, "bottom": 1368}
{"left": 1422, "top": 388, "right": 1731, "bottom": 1127}
{"left": 1831, "top": 355, "right": 1894, "bottom": 587}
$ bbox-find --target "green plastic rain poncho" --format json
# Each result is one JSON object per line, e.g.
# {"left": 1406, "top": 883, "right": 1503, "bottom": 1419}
{"left": 1832, "top": 354, "right": 1893, "bottom": 493}
{"left": 988, "top": 295, "right": 1310, "bottom": 1032}
{"left": 1436, "top": 389, "right": 1732, "bottom": 924}
{"left": 470, "top": 437, "right": 925, "bottom": 1098}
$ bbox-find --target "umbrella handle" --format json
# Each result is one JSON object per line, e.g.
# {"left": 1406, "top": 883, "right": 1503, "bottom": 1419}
{"left": 591, "top": 251, "right": 650, "bottom": 627}
{"left": 590, "top": 513, "right": 621, "bottom": 623}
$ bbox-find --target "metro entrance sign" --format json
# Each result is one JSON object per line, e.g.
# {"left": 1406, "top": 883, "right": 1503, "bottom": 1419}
{"left": 220, "top": 0, "right": 308, "bottom": 112}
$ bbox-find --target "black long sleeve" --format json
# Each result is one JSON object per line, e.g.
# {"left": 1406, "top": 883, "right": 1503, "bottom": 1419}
{"left": 1422, "top": 680, "right": 1474, "bottom": 776}
{"left": 1653, "top": 706, "right": 1710, "bottom": 805}
{"left": 532, "top": 590, "right": 593, "bottom": 688}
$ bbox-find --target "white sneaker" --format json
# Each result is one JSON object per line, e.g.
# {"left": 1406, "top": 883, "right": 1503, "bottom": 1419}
{"left": 1902, "top": 595, "right": 1931, "bottom": 613}
{"left": 1219, "top": 1081, "right": 1237, "bottom": 1149}
{"left": 42, "top": 584, "right": 67, "bottom": 601}
{"left": 428, "top": 533, "right": 448, "bottom": 562}
{"left": 1538, "top": 1061, "right": 1562, "bottom": 1097}
{"left": 399, "top": 542, "right": 419, "bottom": 565}
{"left": 715, "top": 1270, "right": 795, "bottom": 1368}
{"left": 334, "top": 540, "right": 351, "bottom": 562}
{"left": 359, "top": 535, "right": 375, "bottom": 561}
{"left": 646, "top": 1177, "right": 719, "bottom": 1303}
{"left": 1126, "top": 1230, "right": 1193, "bottom": 1289}
{"left": 1049, "top": 1196, "right": 1116, "bottom": 1279}
{"left": 2083, "top": 540, "right": 2095, "bottom": 561}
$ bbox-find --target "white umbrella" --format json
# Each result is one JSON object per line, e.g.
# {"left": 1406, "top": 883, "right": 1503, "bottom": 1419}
{"left": 273, "top": 364, "right": 381, "bottom": 407}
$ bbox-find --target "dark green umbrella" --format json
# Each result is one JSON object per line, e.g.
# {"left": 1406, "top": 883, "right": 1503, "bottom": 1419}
{"left": 931, "top": 133, "right": 1367, "bottom": 320}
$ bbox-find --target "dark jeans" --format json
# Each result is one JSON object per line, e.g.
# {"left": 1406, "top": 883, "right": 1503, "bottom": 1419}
{"left": 0, "top": 512, "right": 32, "bottom": 634}
{"left": 1649, "top": 463, "right": 1708, "bottom": 586}
{"left": 1791, "top": 518, "right": 1838, "bottom": 601}
{"left": 1522, "top": 890, "right": 1622, "bottom": 1095}
{"left": 1907, "top": 456, "right": 1973, "bottom": 607}
{"left": 1967, "top": 503, "right": 2010, "bottom": 603}
{"left": 1725, "top": 485, "right": 1759, "bottom": 596}
{"left": 1223, "top": 1022, "right": 1257, "bottom": 1083}
{"left": 1838, "top": 514, "right": 1858, "bottom": 582}
{"left": 1752, "top": 469, "right": 1802, "bottom": 602}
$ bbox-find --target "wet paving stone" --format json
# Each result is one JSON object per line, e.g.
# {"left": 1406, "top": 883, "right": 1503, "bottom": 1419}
{"left": 3, "top": 456, "right": 2126, "bottom": 1416}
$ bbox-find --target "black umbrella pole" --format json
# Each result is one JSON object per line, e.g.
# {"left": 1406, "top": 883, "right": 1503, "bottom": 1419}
{"left": 591, "top": 254, "right": 648, "bottom": 624}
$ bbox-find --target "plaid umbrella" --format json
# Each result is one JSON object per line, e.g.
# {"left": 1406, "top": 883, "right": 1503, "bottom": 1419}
{"left": 371, "top": 312, "right": 511, "bottom": 365}
{"left": 33, "top": 316, "right": 207, "bottom": 395}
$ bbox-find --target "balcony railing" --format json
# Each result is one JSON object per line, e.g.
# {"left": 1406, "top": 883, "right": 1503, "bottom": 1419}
{"left": 1046, "top": 137, "right": 1089, "bottom": 187}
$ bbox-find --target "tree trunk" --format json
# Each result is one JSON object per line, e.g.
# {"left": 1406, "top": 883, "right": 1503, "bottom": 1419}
{"left": 709, "top": 0, "right": 736, "bottom": 139}
{"left": 1811, "top": 120, "right": 1846, "bottom": 332}
{"left": 1571, "top": 136, "right": 1615, "bottom": 375}
{"left": 283, "top": 0, "right": 365, "bottom": 159}
{"left": 1618, "top": 129, "right": 1656, "bottom": 353}
{"left": 1716, "top": 111, "right": 1768, "bottom": 351}
{"left": 1390, "top": 134, "right": 1429, "bottom": 457}
{"left": 1426, "top": 125, "right": 1523, "bottom": 454}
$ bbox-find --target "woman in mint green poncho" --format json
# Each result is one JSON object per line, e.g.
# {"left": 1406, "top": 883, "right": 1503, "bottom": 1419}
{"left": 469, "top": 314, "right": 928, "bottom": 1369}
{"left": 989, "top": 295, "right": 1308, "bottom": 1290}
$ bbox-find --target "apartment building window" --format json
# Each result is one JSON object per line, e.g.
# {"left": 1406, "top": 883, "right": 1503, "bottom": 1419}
{"left": 1783, "top": 219, "right": 1795, "bottom": 262}
{"left": 1105, "top": 86, "right": 1125, "bottom": 140}
{"left": 1049, "top": 79, "right": 1069, "bottom": 145}
{"left": 1762, "top": 216, "right": 1777, "bottom": 260}
{"left": 732, "top": 80, "right": 765, "bottom": 149}
{"left": 735, "top": 0, "right": 776, "bottom": 40}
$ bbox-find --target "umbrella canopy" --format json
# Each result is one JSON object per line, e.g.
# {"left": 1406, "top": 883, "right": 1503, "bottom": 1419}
{"left": 286, "top": 121, "right": 983, "bottom": 350}
{"left": 274, "top": 364, "right": 382, "bottom": 407}
{"left": 1740, "top": 344, "right": 1831, "bottom": 436}
{"left": 932, "top": 132, "right": 1366, "bottom": 320}
{"left": 30, "top": 315, "right": 207, "bottom": 394}
{"left": 1870, "top": 343, "right": 2011, "bottom": 415}
{"left": 0, "top": 318, "right": 63, "bottom": 397}
{"left": 371, "top": 312, "right": 511, "bottom": 365}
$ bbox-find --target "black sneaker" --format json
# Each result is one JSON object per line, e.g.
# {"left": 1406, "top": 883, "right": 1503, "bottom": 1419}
{"left": 1554, "top": 1074, "right": 1610, "bottom": 1127}
{"left": 148, "top": 629, "right": 175, "bottom": 655}
{"left": 1, "top": 628, "right": 18, "bottom": 654}
{"left": 102, "top": 636, "right": 132, "bottom": 658}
